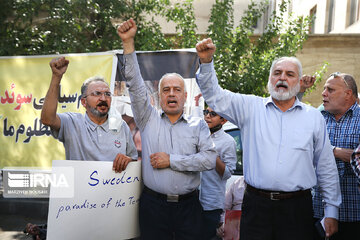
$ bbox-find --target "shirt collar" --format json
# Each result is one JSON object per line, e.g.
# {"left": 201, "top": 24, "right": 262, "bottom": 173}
{"left": 160, "top": 110, "right": 188, "bottom": 123}
{"left": 349, "top": 102, "right": 359, "bottom": 115}
{"left": 321, "top": 102, "right": 358, "bottom": 119}
{"left": 265, "top": 96, "right": 303, "bottom": 111}
{"left": 211, "top": 127, "right": 224, "bottom": 137}
{"left": 85, "top": 113, "right": 109, "bottom": 132}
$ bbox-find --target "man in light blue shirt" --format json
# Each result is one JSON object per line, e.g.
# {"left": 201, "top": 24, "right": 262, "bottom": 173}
{"left": 199, "top": 106, "right": 237, "bottom": 239}
{"left": 193, "top": 95, "right": 237, "bottom": 239}
{"left": 195, "top": 38, "right": 341, "bottom": 240}
{"left": 117, "top": 19, "right": 217, "bottom": 240}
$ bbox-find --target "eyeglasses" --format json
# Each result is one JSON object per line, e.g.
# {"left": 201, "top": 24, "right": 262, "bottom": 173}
{"left": 329, "top": 72, "right": 349, "bottom": 88}
{"left": 203, "top": 109, "right": 218, "bottom": 117}
{"left": 84, "top": 91, "right": 112, "bottom": 98}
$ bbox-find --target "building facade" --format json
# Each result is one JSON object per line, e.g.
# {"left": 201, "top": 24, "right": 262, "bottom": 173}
{"left": 156, "top": 0, "right": 360, "bottom": 106}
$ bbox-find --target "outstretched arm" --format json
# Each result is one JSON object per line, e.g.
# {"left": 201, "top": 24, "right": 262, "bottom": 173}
{"left": 195, "top": 38, "right": 246, "bottom": 127}
{"left": 117, "top": 19, "right": 153, "bottom": 131}
{"left": 194, "top": 93, "right": 202, "bottom": 107}
{"left": 196, "top": 38, "right": 216, "bottom": 64}
{"left": 117, "top": 19, "right": 137, "bottom": 54}
{"left": 41, "top": 57, "right": 69, "bottom": 131}
{"left": 191, "top": 93, "right": 203, "bottom": 118}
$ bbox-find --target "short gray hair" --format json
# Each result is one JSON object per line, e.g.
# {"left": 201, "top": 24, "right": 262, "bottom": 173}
{"left": 81, "top": 76, "right": 109, "bottom": 98}
{"left": 158, "top": 73, "right": 187, "bottom": 93}
{"left": 342, "top": 74, "right": 358, "bottom": 98}
{"left": 269, "top": 56, "right": 302, "bottom": 81}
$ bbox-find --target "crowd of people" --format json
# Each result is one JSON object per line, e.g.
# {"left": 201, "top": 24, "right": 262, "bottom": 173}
{"left": 30, "top": 18, "right": 359, "bottom": 240}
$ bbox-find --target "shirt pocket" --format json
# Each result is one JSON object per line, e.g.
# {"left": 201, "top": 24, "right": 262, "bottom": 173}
{"left": 288, "top": 130, "right": 313, "bottom": 152}
{"left": 177, "top": 136, "right": 198, "bottom": 155}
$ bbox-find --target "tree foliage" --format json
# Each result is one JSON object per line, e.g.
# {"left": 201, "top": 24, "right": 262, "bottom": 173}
{"left": 0, "top": 0, "right": 198, "bottom": 55}
{"left": 207, "top": 0, "right": 324, "bottom": 96}
{"left": 0, "top": 0, "right": 324, "bottom": 96}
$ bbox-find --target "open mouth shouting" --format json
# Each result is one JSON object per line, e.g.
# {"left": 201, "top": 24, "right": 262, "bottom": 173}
{"left": 167, "top": 99, "right": 178, "bottom": 107}
{"left": 276, "top": 81, "right": 289, "bottom": 90}
{"left": 97, "top": 101, "right": 109, "bottom": 111}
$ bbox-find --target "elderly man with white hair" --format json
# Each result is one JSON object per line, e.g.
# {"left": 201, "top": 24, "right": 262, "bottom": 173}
{"left": 195, "top": 38, "right": 341, "bottom": 240}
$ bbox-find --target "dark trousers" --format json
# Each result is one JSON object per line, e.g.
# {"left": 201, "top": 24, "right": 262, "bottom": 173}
{"left": 240, "top": 187, "right": 314, "bottom": 240}
{"left": 313, "top": 218, "right": 360, "bottom": 240}
{"left": 201, "top": 209, "right": 223, "bottom": 240}
{"left": 139, "top": 189, "right": 202, "bottom": 240}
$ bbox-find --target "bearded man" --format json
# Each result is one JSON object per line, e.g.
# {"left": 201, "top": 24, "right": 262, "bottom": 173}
{"left": 195, "top": 38, "right": 341, "bottom": 240}
{"left": 41, "top": 57, "right": 138, "bottom": 172}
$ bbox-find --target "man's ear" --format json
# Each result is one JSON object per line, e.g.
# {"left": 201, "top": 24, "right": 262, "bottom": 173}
{"left": 345, "top": 89, "right": 354, "bottom": 100}
{"left": 221, "top": 118, "right": 227, "bottom": 125}
{"left": 81, "top": 98, "right": 86, "bottom": 108}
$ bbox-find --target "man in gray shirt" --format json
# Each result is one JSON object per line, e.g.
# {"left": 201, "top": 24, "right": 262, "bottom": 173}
{"left": 41, "top": 57, "right": 138, "bottom": 172}
{"left": 117, "top": 19, "right": 217, "bottom": 240}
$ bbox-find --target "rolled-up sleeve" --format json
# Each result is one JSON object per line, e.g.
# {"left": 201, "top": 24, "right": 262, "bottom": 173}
{"left": 220, "top": 138, "right": 237, "bottom": 180}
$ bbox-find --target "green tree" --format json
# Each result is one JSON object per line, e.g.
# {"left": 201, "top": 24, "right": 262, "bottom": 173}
{"left": 0, "top": 0, "right": 198, "bottom": 55}
{"left": 1, "top": 0, "right": 324, "bottom": 96}
{"left": 207, "top": 0, "right": 325, "bottom": 96}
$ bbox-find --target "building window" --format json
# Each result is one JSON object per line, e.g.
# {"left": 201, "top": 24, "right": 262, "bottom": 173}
{"left": 327, "top": 0, "right": 335, "bottom": 33}
{"left": 349, "top": 0, "right": 359, "bottom": 25}
{"left": 310, "top": 5, "right": 317, "bottom": 34}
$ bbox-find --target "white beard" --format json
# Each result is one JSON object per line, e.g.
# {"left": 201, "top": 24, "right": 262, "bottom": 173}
{"left": 267, "top": 80, "right": 300, "bottom": 101}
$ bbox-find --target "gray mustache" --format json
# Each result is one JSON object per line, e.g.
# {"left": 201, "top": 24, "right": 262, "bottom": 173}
{"left": 276, "top": 81, "right": 288, "bottom": 87}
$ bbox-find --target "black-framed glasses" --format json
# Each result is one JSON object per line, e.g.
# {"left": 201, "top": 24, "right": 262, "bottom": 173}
{"left": 203, "top": 109, "right": 218, "bottom": 117}
{"left": 84, "top": 91, "right": 112, "bottom": 98}
{"left": 329, "top": 72, "right": 349, "bottom": 88}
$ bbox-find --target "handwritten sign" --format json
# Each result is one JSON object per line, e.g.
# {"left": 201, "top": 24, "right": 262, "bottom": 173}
{"left": 47, "top": 160, "right": 142, "bottom": 240}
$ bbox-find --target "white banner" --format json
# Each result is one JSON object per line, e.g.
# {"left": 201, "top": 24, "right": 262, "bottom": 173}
{"left": 47, "top": 160, "right": 142, "bottom": 240}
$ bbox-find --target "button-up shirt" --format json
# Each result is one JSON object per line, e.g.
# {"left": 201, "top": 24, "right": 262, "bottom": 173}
{"left": 313, "top": 103, "right": 360, "bottom": 221}
{"left": 124, "top": 52, "right": 217, "bottom": 195}
{"left": 192, "top": 106, "right": 237, "bottom": 210}
{"left": 196, "top": 61, "right": 341, "bottom": 219}
{"left": 200, "top": 128, "right": 237, "bottom": 210}
{"left": 53, "top": 112, "right": 138, "bottom": 161}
